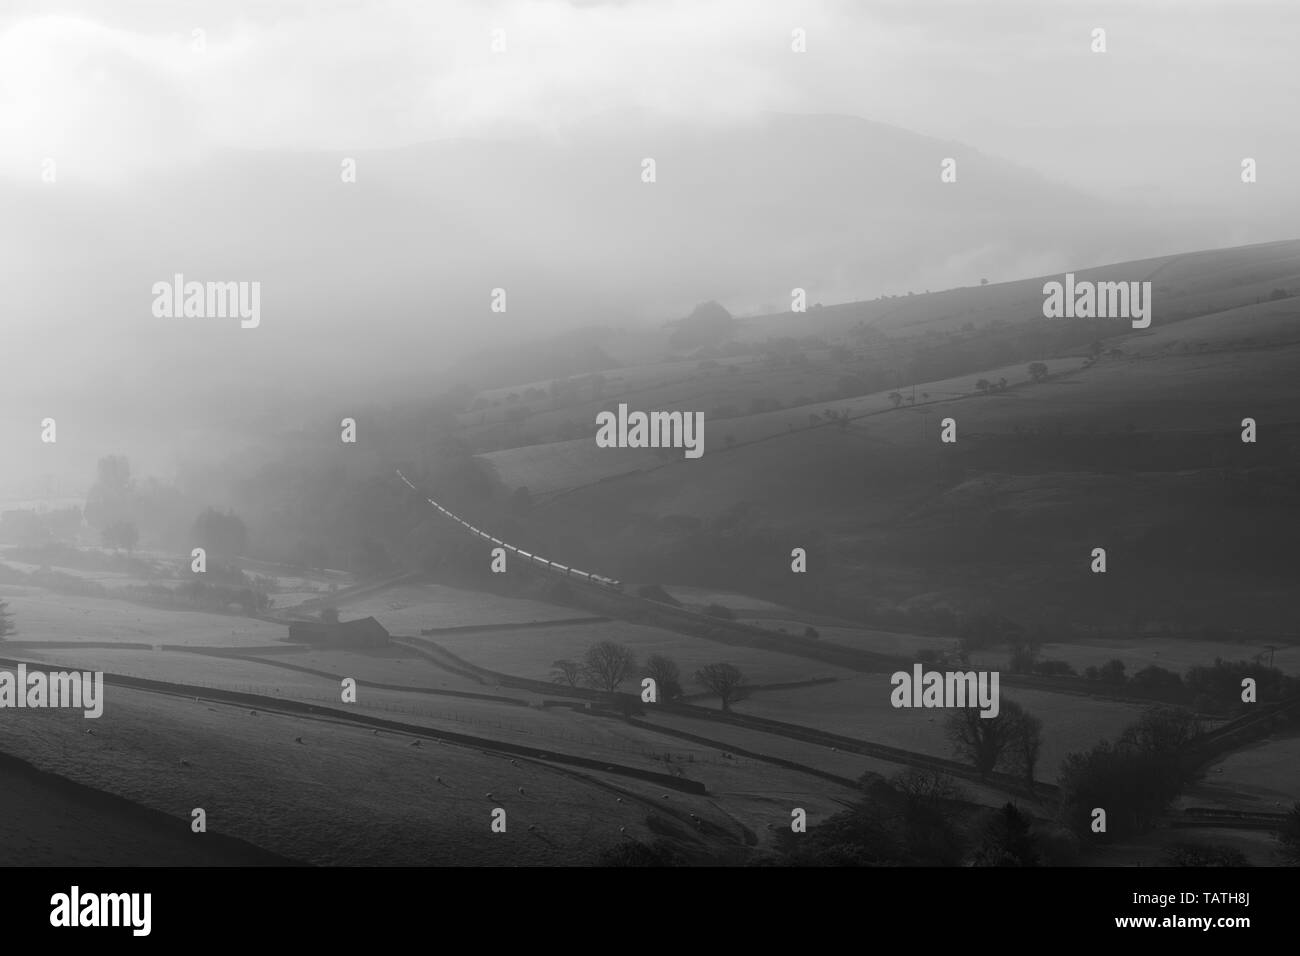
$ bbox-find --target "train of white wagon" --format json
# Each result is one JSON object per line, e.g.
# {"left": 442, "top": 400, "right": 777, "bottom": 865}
{"left": 396, "top": 470, "right": 625, "bottom": 593}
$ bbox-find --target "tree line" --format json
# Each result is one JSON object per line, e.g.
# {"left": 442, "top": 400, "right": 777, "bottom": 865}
{"left": 551, "top": 640, "right": 750, "bottom": 711}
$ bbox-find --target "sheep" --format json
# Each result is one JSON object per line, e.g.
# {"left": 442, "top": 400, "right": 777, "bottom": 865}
{"left": 517, "top": 787, "right": 526, "bottom": 795}
{"left": 485, "top": 792, "right": 494, "bottom": 799}
{"left": 294, "top": 737, "right": 304, "bottom": 744}
{"left": 409, "top": 740, "right": 421, "bottom": 747}
{"left": 179, "top": 759, "right": 192, "bottom": 768}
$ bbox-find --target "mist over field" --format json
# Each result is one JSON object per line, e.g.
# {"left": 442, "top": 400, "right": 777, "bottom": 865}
{"left": 4, "top": 0, "right": 1300, "bottom": 497}
{"left": 2, "top": 0, "right": 1298, "bottom": 877}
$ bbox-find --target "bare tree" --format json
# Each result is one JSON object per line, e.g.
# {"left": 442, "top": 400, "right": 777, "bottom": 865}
{"left": 695, "top": 663, "right": 749, "bottom": 712}
{"left": 550, "top": 659, "right": 581, "bottom": 688}
{"left": 645, "top": 654, "right": 683, "bottom": 701}
{"left": 1005, "top": 707, "right": 1043, "bottom": 789}
{"left": 583, "top": 640, "right": 637, "bottom": 693}
{"left": 946, "top": 698, "right": 1033, "bottom": 776}
{"left": 0, "top": 600, "right": 14, "bottom": 640}
{"left": 892, "top": 768, "right": 967, "bottom": 809}
{"left": 319, "top": 606, "right": 340, "bottom": 625}
{"left": 972, "top": 802, "right": 1039, "bottom": 866}
{"left": 1007, "top": 632, "right": 1040, "bottom": 674}
{"left": 1121, "top": 706, "right": 1201, "bottom": 758}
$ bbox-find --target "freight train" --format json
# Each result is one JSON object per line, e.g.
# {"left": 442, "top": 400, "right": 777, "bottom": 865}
{"left": 395, "top": 470, "right": 624, "bottom": 592}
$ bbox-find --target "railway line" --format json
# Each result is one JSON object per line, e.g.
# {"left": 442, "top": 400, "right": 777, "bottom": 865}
{"left": 396, "top": 470, "right": 624, "bottom": 592}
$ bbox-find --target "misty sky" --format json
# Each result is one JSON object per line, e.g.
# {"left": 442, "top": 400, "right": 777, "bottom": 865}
{"left": 3, "top": 0, "right": 1298, "bottom": 199}
{"left": 2, "top": 0, "right": 1297, "bottom": 495}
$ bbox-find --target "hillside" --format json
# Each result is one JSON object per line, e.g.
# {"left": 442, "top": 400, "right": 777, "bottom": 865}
{"left": 497, "top": 246, "right": 1300, "bottom": 639}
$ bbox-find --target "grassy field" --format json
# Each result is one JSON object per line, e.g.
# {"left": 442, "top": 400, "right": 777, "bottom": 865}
{"left": 0, "top": 548, "right": 358, "bottom": 615}
{"left": 966, "top": 635, "right": 1300, "bottom": 677}
{"left": 480, "top": 356, "right": 1086, "bottom": 495}
{"left": 661, "top": 585, "right": 802, "bottom": 614}
{"left": 10, "top": 635, "right": 860, "bottom": 799}
{"left": 737, "top": 677, "right": 1148, "bottom": 782}
{"left": 13, "top": 645, "right": 554, "bottom": 738}
{"left": 334, "top": 582, "right": 590, "bottom": 634}
{"left": 0, "top": 564, "right": 1284, "bottom": 865}
{"left": 18, "top": 646, "right": 327, "bottom": 689}
{"left": 465, "top": 240, "right": 1300, "bottom": 471}
{"left": 0, "top": 687, "right": 692, "bottom": 865}
{"left": 737, "top": 239, "right": 1300, "bottom": 343}
{"left": 0, "top": 679, "right": 866, "bottom": 863}
{"left": 638, "top": 710, "right": 1025, "bottom": 809}
{"left": 520, "top": 291, "right": 1300, "bottom": 640}
{"left": 1, "top": 558, "right": 159, "bottom": 589}
{"left": 431, "top": 619, "right": 858, "bottom": 687}
{"left": 519, "top": 290, "right": 1300, "bottom": 503}
{"left": 731, "top": 620, "right": 1299, "bottom": 682}
{"left": 0, "top": 588, "right": 288, "bottom": 646}
{"left": 802, "top": 625, "right": 958, "bottom": 659}
{"left": 1179, "top": 731, "right": 1300, "bottom": 814}
{"left": 476, "top": 262, "right": 1300, "bottom": 502}
{"left": 0, "top": 753, "right": 286, "bottom": 865}
{"left": 254, "top": 646, "right": 498, "bottom": 690}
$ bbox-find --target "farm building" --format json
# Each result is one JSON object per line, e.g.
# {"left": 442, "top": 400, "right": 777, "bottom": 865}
{"left": 288, "top": 616, "right": 390, "bottom": 648}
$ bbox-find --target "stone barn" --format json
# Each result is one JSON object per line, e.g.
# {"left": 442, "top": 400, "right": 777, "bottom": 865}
{"left": 288, "top": 615, "right": 389, "bottom": 648}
